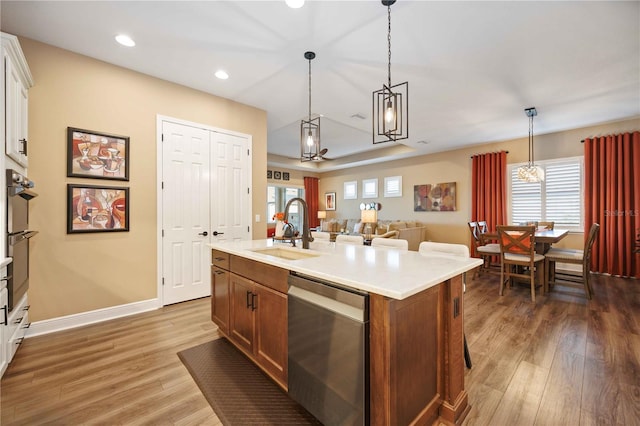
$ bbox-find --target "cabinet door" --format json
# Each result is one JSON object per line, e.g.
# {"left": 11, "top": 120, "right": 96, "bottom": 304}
{"left": 0, "top": 287, "right": 7, "bottom": 376}
{"left": 5, "top": 54, "right": 28, "bottom": 167}
{"left": 228, "top": 273, "right": 254, "bottom": 353}
{"left": 254, "top": 283, "right": 288, "bottom": 385}
{"left": 211, "top": 266, "right": 230, "bottom": 334}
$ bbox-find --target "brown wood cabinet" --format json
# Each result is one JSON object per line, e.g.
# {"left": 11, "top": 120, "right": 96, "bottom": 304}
{"left": 210, "top": 247, "right": 470, "bottom": 423}
{"left": 210, "top": 250, "right": 231, "bottom": 334}
{"left": 210, "top": 249, "right": 288, "bottom": 388}
{"left": 228, "top": 273, "right": 255, "bottom": 353}
{"left": 253, "top": 283, "right": 287, "bottom": 382}
{"left": 210, "top": 266, "right": 230, "bottom": 334}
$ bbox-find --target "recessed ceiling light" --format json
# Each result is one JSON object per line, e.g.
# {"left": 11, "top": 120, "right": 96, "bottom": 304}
{"left": 214, "top": 70, "right": 229, "bottom": 80}
{"left": 286, "top": 0, "right": 304, "bottom": 9}
{"left": 115, "top": 34, "right": 135, "bottom": 47}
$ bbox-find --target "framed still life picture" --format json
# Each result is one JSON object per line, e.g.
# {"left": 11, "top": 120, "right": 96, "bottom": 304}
{"left": 67, "top": 184, "right": 129, "bottom": 233}
{"left": 67, "top": 127, "right": 130, "bottom": 181}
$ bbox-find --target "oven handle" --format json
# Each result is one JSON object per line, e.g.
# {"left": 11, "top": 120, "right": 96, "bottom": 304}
{"left": 9, "top": 231, "right": 39, "bottom": 245}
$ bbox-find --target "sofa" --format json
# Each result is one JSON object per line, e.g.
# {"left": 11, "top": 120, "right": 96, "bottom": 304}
{"left": 321, "top": 219, "right": 428, "bottom": 251}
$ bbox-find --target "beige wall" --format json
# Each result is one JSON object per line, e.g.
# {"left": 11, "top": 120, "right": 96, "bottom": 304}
{"left": 21, "top": 38, "right": 267, "bottom": 322}
{"left": 318, "top": 117, "right": 640, "bottom": 249}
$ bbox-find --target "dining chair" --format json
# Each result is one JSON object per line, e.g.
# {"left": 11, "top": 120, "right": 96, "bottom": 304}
{"left": 525, "top": 221, "right": 554, "bottom": 230}
{"left": 544, "top": 223, "right": 599, "bottom": 299}
{"left": 497, "top": 225, "right": 546, "bottom": 303}
{"left": 467, "top": 221, "right": 501, "bottom": 278}
{"left": 311, "top": 231, "right": 330, "bottom": 240}
{"left": 477, "top": 221, "right": 489, "bottom": 234}
{"left": 371, "top": 237, "right": 408, "bottom": 250}
{"left": 418, "top": 241, "right": 473, "bottom": 369}
{"left": 335, "top": 234, "right": 364, "bottom": 245}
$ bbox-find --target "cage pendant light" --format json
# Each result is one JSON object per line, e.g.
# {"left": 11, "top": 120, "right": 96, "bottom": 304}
{"left": 300, "top": 51, "right": 321, "bottom": 162}
{"left": 517, "top": 107, "right": 545, "bottom": 182}
{"left": 373, "top": 0, "right": 408, "bottom": 144}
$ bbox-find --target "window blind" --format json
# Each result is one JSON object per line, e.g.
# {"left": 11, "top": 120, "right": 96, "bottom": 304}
{"left": 509, "top": 157, "right": 583, "bottom": 231}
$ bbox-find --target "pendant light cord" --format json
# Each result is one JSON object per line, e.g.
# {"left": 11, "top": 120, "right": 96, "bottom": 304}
{"left": 308, "top": 57, "right": 312, "bottom": 122}
{"left": 387, "top": 4, "right": 392, "bottom": 89}
{"left": 529, "top": 113, "right": 534, "bottom": 166}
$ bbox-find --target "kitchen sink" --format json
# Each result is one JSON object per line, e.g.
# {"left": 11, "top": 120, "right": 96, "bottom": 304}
{"left": 251, "top": 247, "right": 322, "bottom": 261}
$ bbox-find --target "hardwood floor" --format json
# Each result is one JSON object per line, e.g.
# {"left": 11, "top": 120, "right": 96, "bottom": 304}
{"left": 1, "top": 273, "right": 638, "bottom": 425}
{"left": 463, "top": 272, "right": 640, "bottom": 426}
{"left": 1, "top": 298, "right": 221, "bottom": 425}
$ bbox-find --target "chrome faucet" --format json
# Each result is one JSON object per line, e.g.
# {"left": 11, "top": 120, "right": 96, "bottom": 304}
{"left": 284, "top": 197, "right": 314, "bottom": 249}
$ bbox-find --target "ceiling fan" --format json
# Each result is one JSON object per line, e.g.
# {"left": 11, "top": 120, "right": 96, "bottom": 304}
{"left": 312, "top": 148, "right": 331, "bottom": 161}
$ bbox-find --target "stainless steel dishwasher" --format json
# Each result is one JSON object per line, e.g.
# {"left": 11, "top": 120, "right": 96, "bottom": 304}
{"left": 288, "top": 272, "right": 369, "bottom": 426}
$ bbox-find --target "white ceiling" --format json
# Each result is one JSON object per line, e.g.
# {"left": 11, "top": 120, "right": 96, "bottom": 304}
{"left": 1, "top": 1, "right": 638, "bottom": 172}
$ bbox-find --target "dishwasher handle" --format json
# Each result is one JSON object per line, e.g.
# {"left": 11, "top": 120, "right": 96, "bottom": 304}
{"left": 289, "top": 284, "right": 366, "bottom": 322}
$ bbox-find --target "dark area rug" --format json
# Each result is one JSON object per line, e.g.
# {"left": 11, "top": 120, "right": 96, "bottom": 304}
{"left": 178, "top": 337, "right": 321, "bottom": 425}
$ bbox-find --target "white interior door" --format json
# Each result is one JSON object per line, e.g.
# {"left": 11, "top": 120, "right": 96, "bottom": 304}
{"left": 161, "top": 121, "right": 211, "bottom": 305}
{"left": 211, "top": 131, "right": 251, "bottom": 242}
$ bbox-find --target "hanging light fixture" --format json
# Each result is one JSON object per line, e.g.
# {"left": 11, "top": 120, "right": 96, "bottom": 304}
{"left": 300, "top": 51, "right": 321, "bottom": 162}
{"left": 517, "top": 107, "right": 545, "bottom": 182}
{"left": 373, "top": 0, "right": 408, "bottom": 144}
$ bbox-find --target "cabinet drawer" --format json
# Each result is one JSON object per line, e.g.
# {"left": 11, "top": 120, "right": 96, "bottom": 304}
{"left": 211, "top": 250, "right": 230, "bottom": 270}
{"left": 8, "top": 309, "right": 28, "bottom": 362}
{"left": 230, "top": 255, "right": 288, "bottom": 294}
{"left": 7, "top": 294, "right": 28, "bottom": 342}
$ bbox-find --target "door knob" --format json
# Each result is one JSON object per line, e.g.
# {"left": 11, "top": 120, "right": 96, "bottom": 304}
{"left": 212, "top": 231, "right": 225, "bottom": 236}
{"left": 198, "top": 231, "right": 208, "bottom": 236}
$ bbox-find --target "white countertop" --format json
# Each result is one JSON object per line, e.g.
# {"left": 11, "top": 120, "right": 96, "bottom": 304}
{"left": 209, "top": 239, "right": 483, "bottom": 300}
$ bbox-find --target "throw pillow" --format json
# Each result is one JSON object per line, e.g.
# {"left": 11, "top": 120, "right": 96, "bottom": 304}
{"left": 353, "top": 222, "right": 363, "bottom": 234}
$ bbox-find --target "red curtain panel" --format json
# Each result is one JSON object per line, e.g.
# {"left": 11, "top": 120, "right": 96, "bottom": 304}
{"left": 471, "top": 151, "right": 508, "bottom": 256}
{"left": 304, "top": 176, "right": 320, "bottom": 228}
{"left": 584, "top": 131, "right": 640, "bottom": 278}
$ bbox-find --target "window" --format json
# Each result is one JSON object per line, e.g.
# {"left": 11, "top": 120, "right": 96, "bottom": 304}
{"left": 384, "top": 176, "right": 402, "bottom": 198}
{"left": 344, "top": 181, "right": 357, "bottom": 199}
{"left": 267, "top": 185, "right": 305, "bottom": 231}
{"left": 508, "top": 157, "right": 583, "bottom": 231}
{"left": 362, "top": 178, "right": 378, "bottom": 198}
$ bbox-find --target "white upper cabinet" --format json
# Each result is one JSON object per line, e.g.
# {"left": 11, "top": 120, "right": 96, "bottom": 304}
{"left": 2, "top": 32, "right": 33, "bottom": 168}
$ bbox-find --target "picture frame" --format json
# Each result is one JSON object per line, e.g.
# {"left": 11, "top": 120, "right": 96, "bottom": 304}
{"left": 414, "top": 182, "right": 456, "bottom": 212}
{"left": 267, "top": 170, "right": 273, "bottom": 179}
{"left": 274, "top": 171, "right": 282, "bottom": 180}
{"left": 283, "top": 172, "right": 290, "bottom": 181}
{"left": 67, "top": 127, "right": 130, "bottom": 181}
{"left": 325, "top": 192, "right": 336, "bottom": 211}
{"left": 67, "top": 184, "right": 130, "bottom": 233}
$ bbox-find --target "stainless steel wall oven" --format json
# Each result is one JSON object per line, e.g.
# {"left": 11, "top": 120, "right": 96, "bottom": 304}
{"left": 6, "top": 169, "right": 38, "bottom": 311}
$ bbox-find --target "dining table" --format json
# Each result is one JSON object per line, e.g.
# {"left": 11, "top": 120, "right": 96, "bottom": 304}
{"left": 482, "top": 228, "right": 569, "bottom": 254}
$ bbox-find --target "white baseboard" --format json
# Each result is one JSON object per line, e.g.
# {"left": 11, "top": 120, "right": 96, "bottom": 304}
{"left": 556, "top": 262, "right": 582, "bottom": 274}
{"left": 26, "top": 298, "right": 161, "bottom": 338}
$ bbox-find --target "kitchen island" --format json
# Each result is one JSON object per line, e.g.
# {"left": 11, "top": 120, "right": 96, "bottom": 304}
{"left": 209, "top": 239, "right": 482, "bottom": 426}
